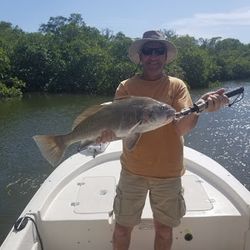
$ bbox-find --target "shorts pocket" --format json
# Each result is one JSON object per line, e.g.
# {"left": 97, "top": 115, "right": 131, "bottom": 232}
{"left": 113, "top": 192, "right": 121, "bottom": 215}
{"left": 113, "top": 187, "right": 145, "bottom": 216}
{"left": 178, "top": 190, "right": 186, "bottom": 218}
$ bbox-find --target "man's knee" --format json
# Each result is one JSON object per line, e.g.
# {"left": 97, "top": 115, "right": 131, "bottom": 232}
{"left": 113, "top": 223, "right": 133, "bottom": 238}
{"left": 112, "top": 223, "right": 133, "bottom": 250}
{"left": 154, "top": 220, "right": 173, "bottom": 240}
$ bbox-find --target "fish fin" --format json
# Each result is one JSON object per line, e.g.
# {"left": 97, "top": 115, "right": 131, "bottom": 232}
{"left": 101, "top": 96, "right": 132, "bottom": 104}
{"left": 127, "top": 120, "right": 143, "bottom": 134}
{"left": 33, "top": 135, "right": 66, "bottom": 167}
{"left": 72, "top": 105, "right": 105, "bottom": 130}
{"left": 124, "top": 119, "right": 143, "bottom": 150}
{"left": 113, "top": 95, "right": 133, "bottom": 101}
{"left": 100, "top": 101, "right": 112, "bottom": 105}
{"left": 77, "top": 140, "right": 94, "bottom": 152}
{"left": 125, "top": 133, "right": 141, "bottom": 150}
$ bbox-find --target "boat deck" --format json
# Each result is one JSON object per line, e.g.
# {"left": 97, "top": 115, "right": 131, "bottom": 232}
{"left": 36, "top": 143, "right": 248, "bottom": 250}
{"left": 1, "top": 141, "right": 249, "bottom": 250}
{"left": 42, "top": 161, "right": 240, "bottom": 222}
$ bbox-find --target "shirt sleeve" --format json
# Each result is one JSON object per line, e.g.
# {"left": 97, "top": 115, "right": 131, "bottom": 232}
{"left": 172, "top": 80, "right": 193, "bottom": 112}
{"left": 115, "top": 81, "right": 129, "bottom": 98}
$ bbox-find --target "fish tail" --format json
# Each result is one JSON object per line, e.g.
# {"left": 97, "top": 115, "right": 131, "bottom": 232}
{"left": 33, "top": 134, "right": 67, "bottom": 167}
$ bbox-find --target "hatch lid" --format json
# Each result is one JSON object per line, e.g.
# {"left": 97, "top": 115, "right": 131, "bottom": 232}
{"left": 183, "top": 175, "right": 213, "bottom": 211}
{"left": 74, "top": 176, "right": 116, "bottom": 214}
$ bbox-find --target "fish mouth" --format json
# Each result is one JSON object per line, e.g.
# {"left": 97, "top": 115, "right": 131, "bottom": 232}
{"left": 164, "top": 106, "right": 176, "bottom": 116}
{"left": 165, "top": 116, "right": 175, "bottom": 123}
{"left": 164, "top": 109, "right": 176, "bottom": 122}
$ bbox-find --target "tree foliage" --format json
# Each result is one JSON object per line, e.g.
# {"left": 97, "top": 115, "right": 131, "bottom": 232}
{"left": 0, "top": 14, "right": 250, "bottom": 98}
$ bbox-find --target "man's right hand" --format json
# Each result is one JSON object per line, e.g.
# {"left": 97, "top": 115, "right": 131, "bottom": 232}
{"left": 200, "top": 88, "right": 229, "bottom": 112}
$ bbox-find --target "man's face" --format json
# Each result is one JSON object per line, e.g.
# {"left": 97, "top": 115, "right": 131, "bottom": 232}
{"left": 139, "top": 42, "right": 167, "bottom": 74}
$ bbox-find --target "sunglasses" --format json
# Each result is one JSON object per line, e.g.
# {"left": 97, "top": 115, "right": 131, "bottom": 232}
{"left": 141, "top": 47, "right": 166, "bottom": 56}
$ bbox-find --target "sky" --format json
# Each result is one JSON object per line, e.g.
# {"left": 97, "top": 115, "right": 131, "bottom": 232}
{"left": 1, "top": 0, "right": 250, "bottom": 44}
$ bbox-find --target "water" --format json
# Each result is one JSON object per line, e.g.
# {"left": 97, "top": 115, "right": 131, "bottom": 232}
{"left": 0, "top": 82, "right": 249, "bottom": 244}
{"left": 185, "top": 82, "right": 250, "bottom": 191}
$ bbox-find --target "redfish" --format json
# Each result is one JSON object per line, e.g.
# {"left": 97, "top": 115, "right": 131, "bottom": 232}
{"left": 33, "top": 96, "right": 176, "bottom": 166}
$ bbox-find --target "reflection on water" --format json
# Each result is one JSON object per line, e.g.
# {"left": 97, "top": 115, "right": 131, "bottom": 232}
{"left": 185, "top": 82, "right": 250, "bottom": 191}
{"left": 0, "top": 82, "right": 249, "bottom": 243}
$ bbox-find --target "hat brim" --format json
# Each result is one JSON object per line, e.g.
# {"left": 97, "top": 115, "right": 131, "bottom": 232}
{"left": 128, "top": 39, "right": 177, "bottom": 64}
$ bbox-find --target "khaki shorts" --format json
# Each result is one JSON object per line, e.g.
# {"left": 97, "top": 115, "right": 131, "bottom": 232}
{"left": 113, "top": 169, "right": 186, "bottom": 227}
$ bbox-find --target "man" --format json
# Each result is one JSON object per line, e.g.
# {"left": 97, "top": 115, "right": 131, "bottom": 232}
{"left": 99, "top": 30, "right": 229, "bottom": 250}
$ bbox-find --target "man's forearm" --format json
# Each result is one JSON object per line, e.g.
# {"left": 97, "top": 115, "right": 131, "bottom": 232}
{"left": 173, "top": 113, "right": 199, "bottom": 136}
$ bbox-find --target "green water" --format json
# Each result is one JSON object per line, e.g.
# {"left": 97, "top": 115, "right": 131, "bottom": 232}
{"left": 0, "top": 82, "right": 249, "bottom": 244}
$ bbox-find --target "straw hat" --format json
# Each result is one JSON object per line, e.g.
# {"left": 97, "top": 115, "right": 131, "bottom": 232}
{"left": 128, "top": 30, "right": 177, "bottom": 64}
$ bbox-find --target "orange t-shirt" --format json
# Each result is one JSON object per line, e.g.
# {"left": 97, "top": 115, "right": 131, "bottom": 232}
{"left": 115, "top": 74, "right": 193, "bottom": 178}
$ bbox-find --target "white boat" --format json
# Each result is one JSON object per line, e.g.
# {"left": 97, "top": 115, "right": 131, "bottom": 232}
{"left": 1, "top": 140, "right": 250, "bottom": 250}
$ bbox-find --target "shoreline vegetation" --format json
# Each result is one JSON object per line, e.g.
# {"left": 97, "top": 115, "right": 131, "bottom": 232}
{"left": 0, "top": 13, "right": 250, "bottom": 99}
